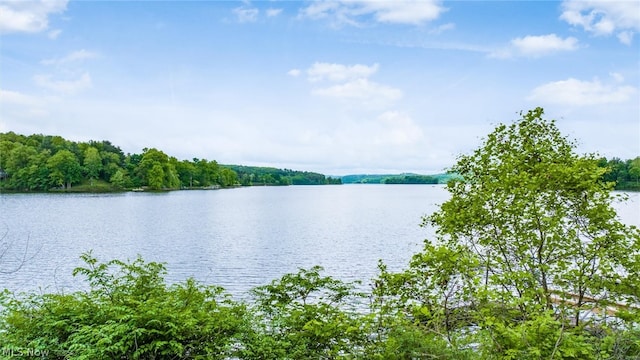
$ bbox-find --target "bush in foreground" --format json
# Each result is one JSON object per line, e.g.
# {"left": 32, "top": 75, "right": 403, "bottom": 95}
{"left": 0, "top": 253, "right": 247, "bottom": 359}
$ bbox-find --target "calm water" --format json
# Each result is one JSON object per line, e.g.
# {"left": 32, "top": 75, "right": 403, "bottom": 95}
{"left": 0, "top": 186, "right": 638, "bottom": 298}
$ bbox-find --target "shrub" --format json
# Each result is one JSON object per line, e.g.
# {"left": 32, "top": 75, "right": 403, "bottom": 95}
{"left": 0, "top": 252, "right": 247, "bottom": 359}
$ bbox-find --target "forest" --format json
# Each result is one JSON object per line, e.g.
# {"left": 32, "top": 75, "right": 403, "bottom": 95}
{"left": 0, "top": 132, "right": 638, "bottom": 192}
{"left": 341, "top": 173, "right": 455, "bottom": 184}
{"left": 1, "top": 108, "right": 639, "bottom": 359}
{"left": 223, "top": 164, "right": 341, "bottom": 186}
{"left": 597, "top": 157, "right": 640, "bottom": 191}
{"left": 0, "top": 132, "right": 339, "bottom": 192}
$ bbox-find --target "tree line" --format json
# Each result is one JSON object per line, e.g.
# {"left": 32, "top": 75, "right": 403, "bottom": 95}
{"left": 383, "top": 174, "right": 439, "bottom": 184}
{"left": 1, "top": 131, "right": 635, "bottom": 192}
{"left": 0, "top": 132, "right": 338, "bottom": 191}
{"left": 1, "top": 108, "right": 639, "bottom": 358}
{"left": 597, "top": 157, "right": 640, "bottom": 191}
{"left": 223, "top": 165, "right": 341, "bottom": 186}
{"left": 341, "top": 173, "right": 442, "bottom": 184}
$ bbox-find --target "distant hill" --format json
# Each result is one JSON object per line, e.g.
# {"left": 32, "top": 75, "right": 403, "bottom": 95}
{"left": 340, "top": 173, "right": 460, "bottom": 184}
{"left": 222, "top": 165, "right": 341, "bottom": 186}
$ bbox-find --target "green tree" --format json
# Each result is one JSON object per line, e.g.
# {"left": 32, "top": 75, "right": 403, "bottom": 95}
{"left": 100, "top": 151, "right": 123, "bottom": 181}
{"left": 25, "top": 150, "right": 52, "bottom": 190}
{"left": 109, "top": 168, "right": 129, "bottom": 189}
{"left": 125, "top": 153, "right": 144, "bottom": 187}
{"left": 136, "top": 148, "right": 180, "bottom": 189}
{"left": 46, "top": 149, "right": 82, "bottom": 189}
{"left": 147, "top": 163, "right": 165, "bottom": 190}
{"left": 3, "top": 143, "right": 38, "bottom": 190}
{"left": 176, "top": 160, "right": 197, "bottom": 187}
{"left": 374, "top": 108, "right": 640, "bottom": 359}
{"left": 219, "top": 167, "right": 238, "bottom": 186}
{"left": 628, "top": 156, "right": 640, "bottom": 184}
{"left": 39, "top": 135, "right": 71, "bottom": 154}
{"left": 245, "top": 266, "right": 368, "bottom": 359}
{"left": 601, "top": 157, "right": 627, "bottom": 184}
{"left": 0, "top": 140, "right": 18, "bottom": 170}
{"left": 166, "top": 156, "right": 181, "bottom": 189}
{"left": 193, "top": 158, "right": 220, "bottom": 187}
{"left": 83, "top": 146, "right": 103, "bottom": 183}
{"left": 430, "top": 107, "right": 639, "bottom": 319}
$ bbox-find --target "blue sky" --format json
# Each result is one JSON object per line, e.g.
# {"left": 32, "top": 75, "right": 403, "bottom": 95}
{"left": 1, "top": 0, "right": 638, "bottom": 175}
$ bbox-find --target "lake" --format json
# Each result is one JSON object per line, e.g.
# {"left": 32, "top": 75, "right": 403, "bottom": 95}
{"left": 1, "top": 185, "right": 638, "bottom": 298}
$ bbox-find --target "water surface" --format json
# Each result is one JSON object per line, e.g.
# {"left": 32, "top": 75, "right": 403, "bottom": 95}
{"left": 0, "top": 186, "right": 638, "bottom": 298}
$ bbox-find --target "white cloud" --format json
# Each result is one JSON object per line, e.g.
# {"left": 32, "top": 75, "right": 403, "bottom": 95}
{"left": 300, "top": 1, "right": 332, "bottom": 17}
{"left": 287, "top": 110, "right": 428, "bottom": 173}
{"left": 300, "top": 1, "right": 356, "bottom": 25}
{"left": 300, "top": 62, "right": 401, "bottom": 106}
{"left": 490, "top": 34, "right": 579, "bottom": 58}
{"left": 560, "top": 0, "right": 640, "bottom": 44}
{"left": 47, "top": 28, "right": 62, "bottom": 39}
{"left": 328, "top": 111, "right": 431, "bottom": 172}
{"left": 41, "top": 49, "right": 98, "bottom": 66}
{"left": 312, "top": 78, "right": 402, "bottom": 103}
{"left": 511, "top": 34, "right": 579, "bottom": 57}
{"left": 0, "top": 88, "right": 53, "bottom": 120}
{"left": 300, "top": 0, "right": 446, "bottom": 26}
{"left": 34, "top": 72, "right": 92, "bottom": 94}
{"left": 617, "top": 30, "right": 634, "bottom": 45}
{"left": 610, "top": 72, "right": 624, "bottom": 83}
{"left": 374, "top": 111, "right": 423, "bottom": 145}
{"left": 528, "top": 77, "right": 637, "bottom": 106}
{"left": 487, "top": 48, "right": 511, "bottom": 59}
{"left": 0, "top": 0, "right": 68, "bottom": 34}
{"left": 360, "top": 0, "right": 445, "bottom": 25}
{"left": 391, "top": 39, "right": 492, "bottom": 54}
{"left": 233, "top": 6, "right": 259, "bottom": 23}
{"left": 287, "top": 69, "right": 302, "bottom": 77}
{"left": 35, "top": 50, "right": 97, "bottom": 96}
{"left": 266, "top": 8, "right": 283, "bottom": 17}
{"left": 429, "top": 22, "right": 455, "bottom": 35}
{"left": 0, "top": 89, "right": 39, "bottom": 106}
{"left": 307, "top": 62, "right": 379, "bottom": 82}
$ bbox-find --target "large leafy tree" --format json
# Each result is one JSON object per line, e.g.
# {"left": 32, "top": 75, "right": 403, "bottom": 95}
{"left": 100, "top": 151, "right": 123, "bottom": 181}
{"left": 47, "top": 149, "right": 83, "bottom": 189}
{"left": 136, "top": 148, "right": 180, "bottom": 190}
{"left": 374, "top": 108, "right": 640, "bottom": 359}
{"left": 147, "top": 163, "right": 165, "bottom": 190}
{"left": 431, "top": 107, "right": 640, "bottom": 321}
{"left": 83, "top": 146, "right": 103, "bottom": 182}
{"left": 3, "top": 143, "right": 38, "bottom": 190}
{"left": 218, "top": 167, "right": 238, "bottom": 187}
